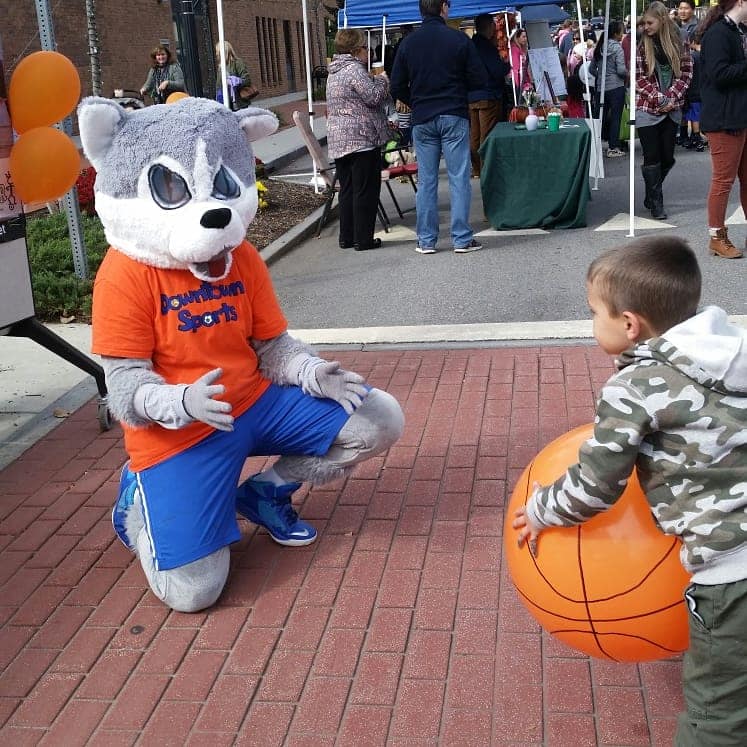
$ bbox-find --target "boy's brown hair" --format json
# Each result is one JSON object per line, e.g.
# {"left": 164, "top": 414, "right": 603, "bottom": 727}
{"left": 587, "top": 236, "right": 701, "bottom": 333}
{"left": 334, "top": 28, "right": 365, "bottom": 55}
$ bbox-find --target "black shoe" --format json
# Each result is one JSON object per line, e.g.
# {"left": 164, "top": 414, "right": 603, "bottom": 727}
{"left": 641, "top": 164, "right": 667, "bottom": 220}
{"left": 354, "top": 238, "right": 382, "bottom": 251}
{"left": 692, "top": 135, "right": 706, "bottom": 152}
{"left": 339, "top": 240, "right": 355, "bottom": 249}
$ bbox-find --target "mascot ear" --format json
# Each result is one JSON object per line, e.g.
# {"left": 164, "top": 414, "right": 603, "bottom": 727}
{"left": 235, "top": 107, "right": 279, "bottom": 144}
{"left": 78, "top": 96, "right": 128, "bottom": 167}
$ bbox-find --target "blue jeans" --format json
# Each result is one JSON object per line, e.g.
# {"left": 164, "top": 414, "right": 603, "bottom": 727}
{"left": 412, "top": 115, "right": 472, "bottom": 248}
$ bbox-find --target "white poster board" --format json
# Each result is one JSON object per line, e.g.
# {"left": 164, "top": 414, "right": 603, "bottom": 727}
{"left": 528, "top": 47, "right": 567, "bottom": 101}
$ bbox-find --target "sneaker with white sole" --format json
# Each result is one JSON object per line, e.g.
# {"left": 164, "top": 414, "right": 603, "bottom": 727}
{"left": 607, "top": 148, "right": 626, "bottom": 158}
{"left": 453, "top": 239, "right": 482, "bottom": 253}
{"left": 236, "top": 475, "right": 317, "bottom": 546}
{"left": 415, "top": 245, "right": 437, "bottom": 254}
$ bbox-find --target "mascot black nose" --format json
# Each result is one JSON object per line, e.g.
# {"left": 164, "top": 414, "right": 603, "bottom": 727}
{"left": 200, "top": 208, "right": 232, "bottom": 229}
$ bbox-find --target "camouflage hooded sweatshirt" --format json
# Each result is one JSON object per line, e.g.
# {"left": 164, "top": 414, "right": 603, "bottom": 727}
{"left": 527, "top": 306, "right": 747, "bottom": 585}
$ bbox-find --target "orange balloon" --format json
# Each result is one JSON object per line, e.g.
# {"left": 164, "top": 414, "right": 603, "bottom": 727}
{"left": 504, "top": 424, "right": 690, "bottom": 662}
{"left": 8, "top": 51, "right": 81, "bottom": 133}
{"left": 10, "top": 127, "right": 81, "bottom": 203}
{"left": 166, "top": 92, "right": 190, "bottom": 103}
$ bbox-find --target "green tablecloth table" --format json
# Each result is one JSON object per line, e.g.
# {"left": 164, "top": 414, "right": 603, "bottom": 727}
{"left": 478, "top": 120, "right": 591, "bottom": 230}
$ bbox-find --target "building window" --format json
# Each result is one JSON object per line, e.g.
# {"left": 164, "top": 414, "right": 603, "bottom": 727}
{"left": 256, "top": 16, "right": 282, "bottom": 88}
{"left": 296, "top": 21, "right": 306, "bottom": 80}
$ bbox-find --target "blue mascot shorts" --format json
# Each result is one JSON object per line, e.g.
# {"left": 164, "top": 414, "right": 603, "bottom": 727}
{"left": 135, "top": 384, "right": 350, "bottom": 570}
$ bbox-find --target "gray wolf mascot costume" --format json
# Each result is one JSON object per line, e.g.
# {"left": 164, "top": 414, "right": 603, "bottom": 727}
{"left": 79, "top": 97, "right": 404, "bottom": 612}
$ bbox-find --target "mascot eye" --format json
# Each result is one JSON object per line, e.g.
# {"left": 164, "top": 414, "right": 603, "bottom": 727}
{"left": 212, "top": 166, "right": 240, "bottom": 200}
{"left": 148, "top": 165, "right": 191, "bottom": 209}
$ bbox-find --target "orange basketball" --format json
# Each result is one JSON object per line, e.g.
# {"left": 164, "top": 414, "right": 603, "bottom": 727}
{"left": 505, "top": 424, "right": 690, "bottom": 662}
{"left": 166, "top": 91, "right": 189, "bottom": 103}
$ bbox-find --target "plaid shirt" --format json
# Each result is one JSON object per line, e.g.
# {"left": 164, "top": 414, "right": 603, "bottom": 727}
{"left": 635, "top": 43, "right": 693, "bottom": 114}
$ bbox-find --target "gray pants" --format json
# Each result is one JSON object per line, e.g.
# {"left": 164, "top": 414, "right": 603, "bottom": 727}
{"left": 134, "top": 388, "right": 403, "bottom": 612}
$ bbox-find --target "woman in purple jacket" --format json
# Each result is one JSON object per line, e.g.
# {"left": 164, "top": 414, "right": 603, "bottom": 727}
{"left": 326, "top": 28, "right": 391, "bottom": 252}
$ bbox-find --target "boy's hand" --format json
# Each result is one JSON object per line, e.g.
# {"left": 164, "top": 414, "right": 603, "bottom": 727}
{"left": 513, "top": 483, "right": 545, "bottom": 556}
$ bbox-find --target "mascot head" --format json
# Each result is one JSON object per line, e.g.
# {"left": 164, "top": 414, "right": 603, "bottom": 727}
{"left": 78, "top": 97, "right": 278, "bottom": 282}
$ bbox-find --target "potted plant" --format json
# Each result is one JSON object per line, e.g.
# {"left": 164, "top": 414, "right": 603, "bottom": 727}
{"left": 510, "top": 89, "right": 547, "bottom": 123}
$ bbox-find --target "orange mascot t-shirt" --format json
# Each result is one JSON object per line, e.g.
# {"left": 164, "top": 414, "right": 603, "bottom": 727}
{"left": 92, "top": 241, "right": 287, "bottom": 472}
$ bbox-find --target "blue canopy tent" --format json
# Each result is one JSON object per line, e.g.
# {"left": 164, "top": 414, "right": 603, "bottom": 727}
{"left": 338, "top": 0, "right": 577, "bottom": 28}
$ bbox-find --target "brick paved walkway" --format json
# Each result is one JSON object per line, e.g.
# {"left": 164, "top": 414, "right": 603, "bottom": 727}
{"left": 0, "top": 345, "right": 684, "bottom": 745}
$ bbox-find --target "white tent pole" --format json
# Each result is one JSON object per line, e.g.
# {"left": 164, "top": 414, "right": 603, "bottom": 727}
{"left": 301, "top": 0, "right": 318, "bottom": 190}
{"left": 592, "top": 0, "right": 611, "bottom": 193}
{"left": 576, "top": 0, "right": 602, "bottom": 190}
{"left": 576, "top": 0, "right": 591, "bottom": 119}
{"left": 302, "top": 0, "right": 314, "bottom": 120}
{"left": 600, "top": 0, "right": 611, "bottom": 112}
{"left": 505, "top": 13, "right": 517, "bottom": 107}
{"left": 382, "top": 15, "right": 387, "bottom": 54}
{"left": 628, "top": 0, "right": 637, "bottom": 237}
{"left": 216, "top": 0, "right": 229, "bottom": 109}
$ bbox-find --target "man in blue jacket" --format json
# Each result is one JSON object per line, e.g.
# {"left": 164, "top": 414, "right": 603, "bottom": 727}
{"left": 391, "top": 0, "right": 489, "bottom": 254}
{"left": 469, "top": 13, "right": 511, "bottom": 177}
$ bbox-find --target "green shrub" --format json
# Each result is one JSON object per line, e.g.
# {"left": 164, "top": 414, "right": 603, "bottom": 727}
{"left": 25, "top": 212, "right": 109, "bottom": 321}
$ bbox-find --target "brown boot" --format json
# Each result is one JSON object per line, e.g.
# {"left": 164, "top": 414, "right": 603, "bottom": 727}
{"left": 709, "top": 228, "right": 743, "bottom": 259}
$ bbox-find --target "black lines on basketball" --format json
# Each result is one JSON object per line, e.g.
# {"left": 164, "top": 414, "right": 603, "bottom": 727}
{"left": 515, "top": 587, "right": 687, "bottom": 624}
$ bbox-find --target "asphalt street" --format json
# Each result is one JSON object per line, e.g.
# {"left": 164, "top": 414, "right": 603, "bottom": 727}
{"left": 268, "top": 141, "right": 746, "bottom": 331}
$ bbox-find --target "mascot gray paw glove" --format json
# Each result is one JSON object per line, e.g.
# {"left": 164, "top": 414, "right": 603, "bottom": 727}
{"left": 183, "top": 368, "right": 234, "bottom": 431}
{"left": 305, "top": 360, "right": 368, "bottom": 415}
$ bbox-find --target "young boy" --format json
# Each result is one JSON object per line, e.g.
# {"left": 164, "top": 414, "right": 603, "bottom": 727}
{"left": 513, "top": 236, "right": 747, "bottom": 745}
{"left": 682, "top": 31, "right": 706, "bottom": 151}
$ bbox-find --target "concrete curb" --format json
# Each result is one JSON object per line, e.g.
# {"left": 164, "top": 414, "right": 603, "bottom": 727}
{"left": 261, "top": 201, "right": 339, "bottom": 266}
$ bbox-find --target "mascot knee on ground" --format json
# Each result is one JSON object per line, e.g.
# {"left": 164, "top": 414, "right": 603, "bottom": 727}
{"left": 79, "top": 97, "right": 404, "bottom": 613}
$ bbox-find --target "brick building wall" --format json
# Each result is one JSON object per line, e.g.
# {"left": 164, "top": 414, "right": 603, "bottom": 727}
{"left": 3, "top": 0, "right": 329, "bottom": 100}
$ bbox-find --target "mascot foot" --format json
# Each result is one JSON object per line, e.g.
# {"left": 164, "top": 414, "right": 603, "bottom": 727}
{"left": 236, "top": 475, "right": 317, "bottom": 546}
{"left": 113, "top": 462, "right": 142, "bottom": 551}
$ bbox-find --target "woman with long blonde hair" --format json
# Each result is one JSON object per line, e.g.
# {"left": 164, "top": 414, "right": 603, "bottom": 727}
{"left": 635, "top": 1, "right": 692, "bottom": 219}
{"left": 214, "top": 41, "right": 255, "bottom": 110}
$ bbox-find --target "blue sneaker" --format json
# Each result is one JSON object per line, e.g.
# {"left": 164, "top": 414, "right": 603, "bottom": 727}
{"left": 113, "top": 462, "right": 140, "bottom": 551}
{"left": 236, "top": 475, "right": 317, "bottom": 546}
